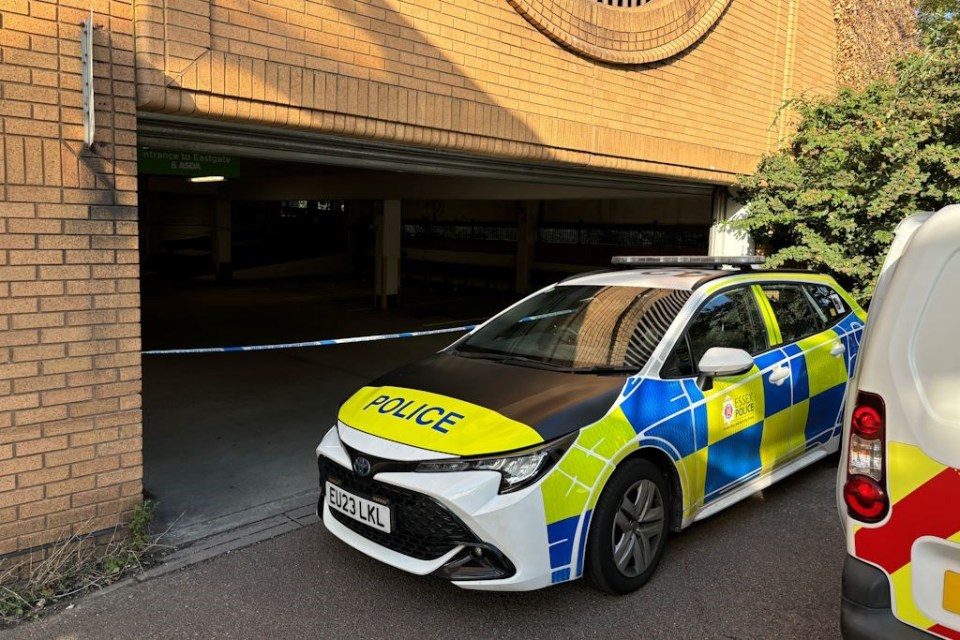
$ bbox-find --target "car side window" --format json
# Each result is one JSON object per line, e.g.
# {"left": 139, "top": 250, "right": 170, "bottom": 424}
{"left": 662, "top": 287, "right": 767, "bottom": 377}
{"left": 761, "top": 284, "right": 826, "bottom": 344}
{"left": 805, "top": 284, "right": 851, "bottom": 324}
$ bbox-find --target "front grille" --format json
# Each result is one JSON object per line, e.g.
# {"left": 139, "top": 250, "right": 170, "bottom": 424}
{"left": 319, "top": 457, "right": 479, "bottom": 561}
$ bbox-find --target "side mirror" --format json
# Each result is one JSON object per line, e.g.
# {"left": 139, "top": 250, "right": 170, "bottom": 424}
{"left": 696, "top": 347, "right": 754, "bottom": 391}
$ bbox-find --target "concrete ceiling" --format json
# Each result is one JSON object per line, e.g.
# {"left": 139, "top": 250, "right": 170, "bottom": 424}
{"left": 138, "top": 113, "right": 718, "bottom": 202}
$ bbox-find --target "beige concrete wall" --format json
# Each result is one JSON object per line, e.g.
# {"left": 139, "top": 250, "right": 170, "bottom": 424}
{"left": 134, "top": 0, "right": 838, "bottom": 184}
{"left": 0, "top": 1, "right": 142, "bottom": 562}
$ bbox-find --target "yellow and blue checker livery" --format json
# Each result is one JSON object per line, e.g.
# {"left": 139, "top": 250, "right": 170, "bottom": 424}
{"left": 318, "top": 263, "right": 865, "bottom": 593}
{"left": 541, "top": 275, "right": 865, "bottom": 585}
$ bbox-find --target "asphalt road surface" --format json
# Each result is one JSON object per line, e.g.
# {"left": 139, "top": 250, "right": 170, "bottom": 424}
{"left": 7, "top": 457, "right": 846, "bottom": 640}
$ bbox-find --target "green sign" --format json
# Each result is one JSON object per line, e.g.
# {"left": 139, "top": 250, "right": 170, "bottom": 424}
{"left": 138, "top": 147, "right": 240, "bottom": 177}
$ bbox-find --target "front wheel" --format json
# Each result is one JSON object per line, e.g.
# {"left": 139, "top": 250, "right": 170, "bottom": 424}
{"left": 585, "top": 458, "right": 671, "bottom": 595}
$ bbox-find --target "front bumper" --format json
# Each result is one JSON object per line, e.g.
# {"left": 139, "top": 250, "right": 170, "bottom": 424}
{"left": 841, "top": 555, "right": 933, "bottom": 640}
{"left": 316, "top": 426, "right": 555, "bottom": 591}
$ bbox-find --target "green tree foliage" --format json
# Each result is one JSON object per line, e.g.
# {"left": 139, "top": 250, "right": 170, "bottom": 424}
{"left": 733, "top": 45, "right": 960, "bottom": 303}
{"left": 917, "top": 0, "right": 960, "bottom": 47}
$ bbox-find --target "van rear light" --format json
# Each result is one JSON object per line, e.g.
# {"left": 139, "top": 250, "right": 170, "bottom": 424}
{"left": 843, "top": 391, "right": 889, "bottom": 523}
{"left": 852, "top": 405, "right": 882, "bottom": 438}
{"left": 844, "top": 475, "right": 887, "bottom": 520}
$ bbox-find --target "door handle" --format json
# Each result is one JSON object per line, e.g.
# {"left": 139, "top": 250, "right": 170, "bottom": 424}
{"left": 768, "top": 366, "right": 790, "bottom": 386}
{"left": 830, "top": 342, "right": 846, "bottom": 358}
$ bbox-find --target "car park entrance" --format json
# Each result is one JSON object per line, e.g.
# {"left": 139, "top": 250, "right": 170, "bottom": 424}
{"left": 136, "top": 117, "right": 727, "bottom": 543}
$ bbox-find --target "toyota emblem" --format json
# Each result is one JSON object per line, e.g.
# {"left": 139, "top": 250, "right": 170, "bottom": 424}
{"left": 352, "top": 456, "right": 371, "bottom": 477}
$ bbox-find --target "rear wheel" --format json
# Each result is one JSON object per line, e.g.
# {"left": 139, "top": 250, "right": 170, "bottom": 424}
{"left": 585, "top": 458, "right": 670, "bottom": 594}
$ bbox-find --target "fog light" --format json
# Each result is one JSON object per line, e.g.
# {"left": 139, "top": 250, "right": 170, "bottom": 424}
{"left": 431, "top": 544, "right": 515, "bottom": 581}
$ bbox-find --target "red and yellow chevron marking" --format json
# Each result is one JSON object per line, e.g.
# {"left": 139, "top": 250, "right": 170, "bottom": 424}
{"left": 854, "top": 442, "right": 960, "bottom": 639}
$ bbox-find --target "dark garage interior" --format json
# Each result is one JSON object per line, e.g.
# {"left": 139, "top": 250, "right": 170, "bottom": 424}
{"left": 138, "top": 153, "right": 716, "bottom": 543}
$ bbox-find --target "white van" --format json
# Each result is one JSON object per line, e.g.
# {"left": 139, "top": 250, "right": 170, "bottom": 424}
{"left": 838, "top": 204, "right": 960, "bottom": 639}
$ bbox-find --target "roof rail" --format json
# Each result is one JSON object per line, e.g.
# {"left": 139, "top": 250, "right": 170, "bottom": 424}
{"left": 611, "top": 256, "right": 765, "bottom": 270}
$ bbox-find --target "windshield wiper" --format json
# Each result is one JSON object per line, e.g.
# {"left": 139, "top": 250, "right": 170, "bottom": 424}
{"left": 450, "top": 347, "right": 500, "bottom": 358}
{"left": 451, "top": 350, "right": 566, "bottom": 370}
{"left": 499, "top": 355, "right": 569, "bottom": 370}
{"left": 568, "top": 365, "right": 637, "bottom": 375}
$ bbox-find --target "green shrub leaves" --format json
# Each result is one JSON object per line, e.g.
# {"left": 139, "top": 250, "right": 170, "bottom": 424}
{"left": 735, "top": 44, "right": 960, "bottom": 303}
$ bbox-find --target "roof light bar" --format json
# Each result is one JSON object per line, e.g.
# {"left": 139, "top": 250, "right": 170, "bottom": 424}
{"left": 611, "top": 256, "right": 766, "bottom": 269}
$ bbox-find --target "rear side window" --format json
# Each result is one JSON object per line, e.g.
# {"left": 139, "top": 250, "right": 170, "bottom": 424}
{"left": 761, "top": 284, "right": 823, "bottom": 343}
{"left": 805, "top": 284, "right": 851, "bottom": 323}
{"left": 663, "top": 287, "right": 767, "bottom": 377}
{"left": 761, "top": 283, "right": 851, "bottom": 344}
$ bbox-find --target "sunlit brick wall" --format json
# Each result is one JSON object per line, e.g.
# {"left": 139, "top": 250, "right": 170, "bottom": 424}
{"left": 0, "top": 0, "right": 142, "bottom": 563}
{"left": 135, "top": 0, "right": 841, "bottom": 185}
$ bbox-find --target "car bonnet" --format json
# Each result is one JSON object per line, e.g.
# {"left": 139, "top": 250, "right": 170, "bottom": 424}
{"left": 336, "top": 353, "right": 626, "bottom": 456}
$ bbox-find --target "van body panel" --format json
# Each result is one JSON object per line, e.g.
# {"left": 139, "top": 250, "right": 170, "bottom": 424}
{"left": 840, "top": 205, "right": 960, "bottom": 639}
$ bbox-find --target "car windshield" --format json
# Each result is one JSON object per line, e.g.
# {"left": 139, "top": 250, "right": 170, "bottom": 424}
{"left": 452, "top": 285, "right": 691, "bottom": 372}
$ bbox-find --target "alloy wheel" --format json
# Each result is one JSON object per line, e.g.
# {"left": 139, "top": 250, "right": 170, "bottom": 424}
{"left": 610, "top": 478, "right": 665, "bottom": 578}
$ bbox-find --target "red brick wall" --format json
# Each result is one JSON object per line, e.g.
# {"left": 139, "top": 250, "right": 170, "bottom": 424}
{"left": 0, "top": 0, "right": 142, "bottom": 561}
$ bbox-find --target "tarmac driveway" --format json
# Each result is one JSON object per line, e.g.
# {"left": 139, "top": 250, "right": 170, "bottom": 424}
{"left": 6, "top": 456, "right": 844, "bottom": 640}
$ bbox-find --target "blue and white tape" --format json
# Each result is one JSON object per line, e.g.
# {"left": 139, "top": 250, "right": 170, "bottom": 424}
{"left": 141, "top": 324, "right": 476, "bottom": 356}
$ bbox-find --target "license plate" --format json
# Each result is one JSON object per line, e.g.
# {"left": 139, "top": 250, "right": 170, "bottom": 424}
{"left": 325, "top": 481, "right": 392, "bottom": 533}
{"left": 944, "top": 570, "right": 960, "bottom": 614}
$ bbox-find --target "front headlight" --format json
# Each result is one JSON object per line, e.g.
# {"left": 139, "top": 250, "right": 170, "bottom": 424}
{"left": 415, "top": 432, "right": 578, "bottom": 494}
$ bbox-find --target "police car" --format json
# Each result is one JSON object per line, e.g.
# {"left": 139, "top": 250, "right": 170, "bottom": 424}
{"left": 317, "top": 256, "right": 866, "bottom": 593}
{"left": 839, "top": 205, "right": 960, "bottom": 639}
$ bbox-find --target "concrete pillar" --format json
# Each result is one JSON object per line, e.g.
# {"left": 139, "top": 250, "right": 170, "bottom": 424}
{"left": 708, "top": 189, "right": 754, "bottom": 256}
{"left": 375, "top": 199, "right": 401, "bottom": 308}
{"left": 516, "top": 201, "right": 539, "bottom": 294}
{"left": 213, "top": 198, "right": 232, "bottom": 282}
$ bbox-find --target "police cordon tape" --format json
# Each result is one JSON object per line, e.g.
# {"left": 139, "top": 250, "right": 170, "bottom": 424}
{"left": 140, "top": 324, "right": 477, "bottom": 355}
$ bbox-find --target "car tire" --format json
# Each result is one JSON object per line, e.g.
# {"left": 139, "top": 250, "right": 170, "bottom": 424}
{"left": 585, "top": 458, "right": 671, "bottom": 595}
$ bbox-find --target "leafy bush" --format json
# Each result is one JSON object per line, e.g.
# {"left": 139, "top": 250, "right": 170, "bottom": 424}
{"left": 917, "top": 0, "right": 960, "bottom": 47}
{"left": 733, "top": 44, "right": 960, "bottom": 303}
